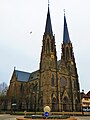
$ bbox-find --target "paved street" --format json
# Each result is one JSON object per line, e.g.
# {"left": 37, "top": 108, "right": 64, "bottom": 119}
{"left": 0, "top": 114, "right": 90, "bottom": 120}
{"left": 75, "top": 116, "right": 90, "bottom": 120}
{"left": 0, "top": 114, "right": 18, "bottom": 120}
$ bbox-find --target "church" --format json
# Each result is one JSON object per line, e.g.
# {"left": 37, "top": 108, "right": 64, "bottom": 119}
{"left": 7, "top": 5, "right": 81, "bottom": 112}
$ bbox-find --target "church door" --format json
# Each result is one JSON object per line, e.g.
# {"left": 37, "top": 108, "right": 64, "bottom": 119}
{"left": 52, "top": 97, "right": 56, "bottom": 111}
{"left": 63, "top": 97, "right": 69, "bottom": 111}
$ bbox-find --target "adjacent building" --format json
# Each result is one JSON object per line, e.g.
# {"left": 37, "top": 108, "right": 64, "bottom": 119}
{"left": 81, "top": 90, "right": 90, "bottom": 111}
{"left": 6, "top": 5, "right": 81, "bottom": 112}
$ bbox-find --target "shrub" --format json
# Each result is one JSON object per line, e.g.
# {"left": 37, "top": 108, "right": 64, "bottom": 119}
{"left": 24, "top": 114, "right": 70, "bottom": 119}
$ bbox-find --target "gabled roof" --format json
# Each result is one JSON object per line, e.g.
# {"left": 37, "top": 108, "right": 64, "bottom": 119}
{"left": 63, "top": 14, "right": 70, "bottom": 44}
{"left": 29, "top": 70, "right": 40, "bottom": 81}
{"left": 80, "top": 91, "right": 90, "bottom": 99}
{"left": 86, "top": 91, "right": 90, "bottom": 97}
{"left": 81, "top": 92, "right": 87, "bottom": 98}
{"left": 15, "top": 70, "right": 30, "bottom": 82}
{"left": 45, "top": 6, "right": 53, "bottom": 35}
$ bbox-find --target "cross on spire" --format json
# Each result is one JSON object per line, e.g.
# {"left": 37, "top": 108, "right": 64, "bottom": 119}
{"left": 48, "top": 0, "right": 50, "bottom": 7}
{"left": 63, "top": 9, "right": 65, "bottom": 16}
{"left": 44, "top": 0, "right": 53, "bottom": 35}
{"left": 63, "top": 12, "right": 70, "bottom": 43}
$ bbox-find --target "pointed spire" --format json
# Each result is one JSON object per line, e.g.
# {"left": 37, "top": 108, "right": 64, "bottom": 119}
{"left": 45, "top": 3, "right": 53, "bottom": 35}
{"left": 63, "top": 11, "right": 70, "bottom": 43}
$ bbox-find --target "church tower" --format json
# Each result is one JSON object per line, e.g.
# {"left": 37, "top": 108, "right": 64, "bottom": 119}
{"left": 58, "top": 14, "right": 81, "bottom": 111}
{"left": 39, "top": 5, "right": 58, "bottom": 111}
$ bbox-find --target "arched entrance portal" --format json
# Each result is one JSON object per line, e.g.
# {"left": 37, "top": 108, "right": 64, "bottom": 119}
{"left": 62, "top": 96, "right": 70, "bottom": 111}
{"left": 52, "top": 97, "right": 56, "bottom": 111}
{"left": 75, "top": 99, "right": 79, "bottom": 111}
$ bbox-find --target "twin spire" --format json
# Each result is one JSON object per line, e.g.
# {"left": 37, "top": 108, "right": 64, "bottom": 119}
{"left": 45, "top": 4, "right": 53, "bottom": 35}
{"left": 45, "top": 4, "right": 71, "bottom": 44}
{"left": 63, "top": 13, "right": 70, "bottom": 43}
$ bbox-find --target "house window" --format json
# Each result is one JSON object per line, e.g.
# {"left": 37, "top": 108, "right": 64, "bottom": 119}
{"left": 84, "top": 98, "right": 88, "bottom": 101}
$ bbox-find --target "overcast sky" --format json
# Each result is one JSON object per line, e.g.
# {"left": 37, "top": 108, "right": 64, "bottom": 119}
{"left": 0, "top": 0, "right": 90, "bottom": 93}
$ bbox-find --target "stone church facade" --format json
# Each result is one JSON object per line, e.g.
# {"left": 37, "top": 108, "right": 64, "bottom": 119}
{"left": 7, "top": 6, "right": 81, "bottom": 112}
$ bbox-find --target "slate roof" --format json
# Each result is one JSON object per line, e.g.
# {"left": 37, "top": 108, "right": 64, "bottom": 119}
{"left": 86, "top": 91, "right": 90, "bottom": 97}
{"left": 14, "top": 69, "right": 40, "bottom": 82}
{"left": 80, "top": 91, "right": 90, "bottom": 99}
{"left": 45, "top": 6, "right": 53, "bottom": 35}
{"left": 63, "top": 14, "right": 70, "bottom": 44}
{"left": 15, "top": 70, "right": 30, "bottom": 82}
{"left": 29, "top": 70, "right": 40, "bottom": 81}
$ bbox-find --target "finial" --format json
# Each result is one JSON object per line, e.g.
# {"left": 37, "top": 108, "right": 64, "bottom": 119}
{"left": 48, "top": 0, "right": 50, "bottom": 7}
{"left": 63, "top": 9, "right": 65, "bottom": 16}
{"left": 14, "top": 66, "right": 16, "bottom": 70}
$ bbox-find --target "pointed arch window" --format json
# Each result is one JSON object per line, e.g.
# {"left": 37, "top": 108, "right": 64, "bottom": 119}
{"left": 62, "top": 47, "right": 65, "bottom": 57}
{"left": 43, "top": 40, "right": 45, "bottom": 52}
{"left": 51, "top": 74, "right": 54, "bottom": 86}
{"left": 70, "top": 47, "right": 72, "bottom": 58}
{"left": 20, "top": 83, "right": 24, "bottom": 93}
{"left": 66, "top": 47, "right": 69, "bottom": 59}
{"left": 51, "top": 41, "right": 53, "bottom": 52}
{"left": 75, "top": 99, "right": 78, "bottom": 111}
{"left": 63, "top": 96, "right": 70, "bottom": 112}
{"left": 46, "top": 39, "right": 50, "bottom": 53}
{"left": 52, "top": 97, "right": 56, "bottom": 111}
